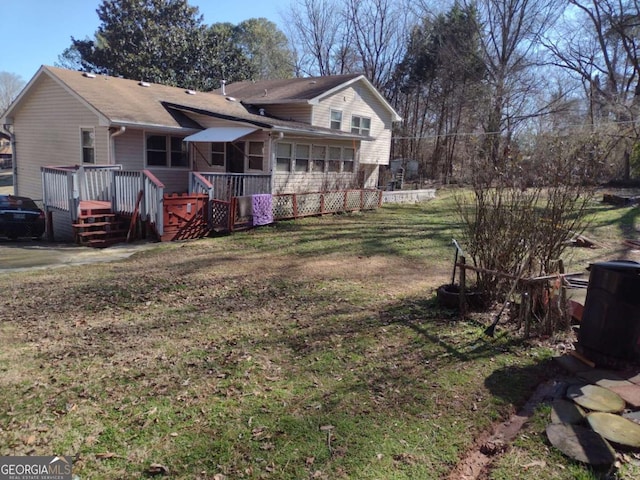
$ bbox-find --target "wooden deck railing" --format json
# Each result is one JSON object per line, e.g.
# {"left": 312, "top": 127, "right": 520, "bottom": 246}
{"left": 189, "top": 172, "right": 215, "bottom": 199}
{"left": 197, "top": 173, "right": 271, "bottom": 200}
{"left": 80, "top": 165, "right": 122, "bottom": 201}
{"left": 142, "top": 170, "right": 165, "bottom": 236}
{"left": 43, "top": 166, "right": 165, "bottom": 236}
{"left": 41, "top": 166, "right": 76, "bottom": 217}
{"left": 113, "top": 169, "right": 166, "bottom": 236}
{"left": 112, "top": 170, "right": 143, "bottom": 214}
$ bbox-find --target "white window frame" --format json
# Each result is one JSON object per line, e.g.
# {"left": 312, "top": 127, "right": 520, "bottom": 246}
{"left": 276, "top": 142, "right": 293, "bottom": 172}
{"left": 330, "top": 109, "right": 343, "bottom": 130}
{"left": 351, "top": 116, "right": 371, "bottom": 136}
{"left": 311, "top": 145, "right": 326, "bottom": 173}
{"left": 210, "top": 142, "right": 226, "bottom": 167}
{"left": 295, "top": 144, "right": 311, "bottom": 173}
{"left": 247, "top": 141, "right": 264, "bottom": 171}
{"left": 145, "top": 133, "right": 188, "bottom": 168}
{"left": 343, "top": 146, "right": 355, "bottom": 172}
{"left": 328, "top": 146, "right": 342, "bottom": 173}
{"left": 80, "top": 127, "right": 95, "bottom": 164}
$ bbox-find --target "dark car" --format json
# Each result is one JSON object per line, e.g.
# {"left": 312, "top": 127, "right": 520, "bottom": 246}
{"left": 0, "top": 195, "right": 46, "bottom": 240}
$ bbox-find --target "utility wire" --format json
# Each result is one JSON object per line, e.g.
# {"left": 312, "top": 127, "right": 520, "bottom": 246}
{"left": 392, "top": 118, "right": 640, "bottom": 140}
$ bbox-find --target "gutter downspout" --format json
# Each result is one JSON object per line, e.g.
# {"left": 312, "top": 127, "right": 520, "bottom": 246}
{"left": 109, "top": 126, "right": 126, "bottom": 164}
{"left": 2, "top": 124, "right": 16, "bottom": 195}
{"left": 108, "top": 126, "right": 126, "bottom": 213}
{"left": 269, "top": 131, "right": 284, "bottom": 195}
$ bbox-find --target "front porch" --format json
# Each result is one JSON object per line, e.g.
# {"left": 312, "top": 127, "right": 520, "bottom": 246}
{"left": 41, "top": 165, "right": 381, "bottom": 246}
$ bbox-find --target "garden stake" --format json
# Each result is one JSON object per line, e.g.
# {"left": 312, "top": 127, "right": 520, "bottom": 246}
{"left": 484, "top": 250, "right": 532, "bottom": 337}
{"left": 451, "top": 239, "right": 464, "bottom": 285}
{"left": 451, "top": 244, "right": 459, "bottom": 285}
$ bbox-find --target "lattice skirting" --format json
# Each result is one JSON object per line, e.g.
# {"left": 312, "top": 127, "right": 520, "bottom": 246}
{"left": 217, "top": 189, "right": 382, "bottom": 232}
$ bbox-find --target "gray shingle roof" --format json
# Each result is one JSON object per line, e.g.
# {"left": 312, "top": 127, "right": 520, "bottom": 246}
{"left": 44, "top": 66, "right": 259, "bottom": 130}
{"left": 220, "top": 74, "right": 362, "bottom": 104}
{"left": 36, "top": 67, "right": 368, "bottom": 139}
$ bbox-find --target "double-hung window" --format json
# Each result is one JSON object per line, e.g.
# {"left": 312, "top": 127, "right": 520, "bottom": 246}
{"left": 248, "top": 142, "right": 263, "bottom": 170}
{"left": 295, "top": 144, "right": 310, "bottom": 172}
{"left": 330, "top": 110, "right": 343, "bottom": 130}
{"left": 146, "top": 135, "right": 187, "bottom": 167}
{"left": 312, "top": 145, "right": 326, "bottom": 172}
{"left": 211, "top": 142, "right": 225, "bottom": 166}
{"left": 343, "top": 147, "right": 355, "bottom": 172}
{"left": 328, "top": 146, "right": 341, "bottom": 172}
{"left": 81, "top": 128, "right": 95, "bottom": 164}
{"left": 276, "top": 143, "right": 292, "bottom": 172}
{"left": 351, "top": 116, "right": 371, "bottom": 136}
{"left": 170, "top": 137, "right": 188, "bottom": 167}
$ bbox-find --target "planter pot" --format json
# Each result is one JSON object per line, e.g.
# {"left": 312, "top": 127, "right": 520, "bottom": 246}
{"left": 437, "top": 284, "right": 487, "bottom": 310}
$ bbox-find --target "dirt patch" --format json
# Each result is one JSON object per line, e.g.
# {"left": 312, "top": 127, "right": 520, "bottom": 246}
{"left": 447, "top": 379, "right": 565, "bottom": 480}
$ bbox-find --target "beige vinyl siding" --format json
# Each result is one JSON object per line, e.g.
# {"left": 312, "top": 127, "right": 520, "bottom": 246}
{"left": 113, "top": 129, "right": 144, "bottom": 170}
{"left": 12, "top": 75, "right": 107, "bottom": 199}
{"left": 312, "top": 80, "right": 394, "bottom": 166}
{"left": 116, "top": 129, "right": 188, "bottom": 193}
{"left": 273, "top": 172, "right": 357, "bottom": 194}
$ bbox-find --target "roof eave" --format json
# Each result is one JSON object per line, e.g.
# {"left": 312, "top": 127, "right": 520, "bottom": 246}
{"left": 110, "top": 120, "right": 202, "bottom": 134}
{"left": 274, "top": 126, "right": 368, "bottom": 140}
{"left": 14, "top": 66, "right": 113, "bottom": 126}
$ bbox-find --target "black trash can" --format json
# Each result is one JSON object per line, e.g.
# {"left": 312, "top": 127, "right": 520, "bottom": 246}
{"left": 578, "top": 260, "right": 640, "bottom": 367}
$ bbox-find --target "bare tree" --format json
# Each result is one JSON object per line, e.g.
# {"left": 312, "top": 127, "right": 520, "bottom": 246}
{"left": 542, "top": 0, "right": 640, "bottom": 178}
{"left": 470, "top": 0, "right": 563, "bottom": 170}
{"left": 284, "top": 0, "right": 349, "bottom": 76}
{"left": 345, "top": 0, "right": 411, "bottom": 89}
{"left": 0, "top": 72, "right": 25, "bottom": 115}
{"left": 285, "top": 0, "right": 413, "bottom": 80}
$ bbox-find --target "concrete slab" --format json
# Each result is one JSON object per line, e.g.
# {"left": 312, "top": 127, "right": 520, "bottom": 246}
{"left": 0, "top": 240, "right": 159, "bottom": 272}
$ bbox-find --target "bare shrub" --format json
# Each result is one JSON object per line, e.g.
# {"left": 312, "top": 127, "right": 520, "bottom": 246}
{"left": 456, "top": 133, "right": 609, "bottom": 334}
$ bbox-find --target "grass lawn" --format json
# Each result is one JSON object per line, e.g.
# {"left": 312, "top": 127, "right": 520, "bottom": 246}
{"left": 1, "top": 190, "right": 639, "bottom": 479}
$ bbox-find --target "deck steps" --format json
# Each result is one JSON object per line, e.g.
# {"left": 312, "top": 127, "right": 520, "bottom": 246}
{"left": 74, "top": 201, "right": 128, "bottom": 248}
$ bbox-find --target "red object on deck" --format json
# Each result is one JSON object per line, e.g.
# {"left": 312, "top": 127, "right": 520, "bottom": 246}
{"left": 161, "top": 193, "right": 209, "bottom": 242}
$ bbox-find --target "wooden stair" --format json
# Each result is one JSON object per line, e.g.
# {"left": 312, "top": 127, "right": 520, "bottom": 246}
{"left": 73, "top": 201, "right": 128, "bottom": 248}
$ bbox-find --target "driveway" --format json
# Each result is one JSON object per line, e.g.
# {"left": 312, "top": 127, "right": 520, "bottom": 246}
{"left": 0, "top": 240, "right": 159, "bottom": 272}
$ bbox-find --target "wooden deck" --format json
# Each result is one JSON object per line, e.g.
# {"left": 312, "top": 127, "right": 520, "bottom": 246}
{"left": 79, "top": 200, "right": 111, "bottom": 214}
{"left": 74, "top": 200, "right": 129, "bottom": 248}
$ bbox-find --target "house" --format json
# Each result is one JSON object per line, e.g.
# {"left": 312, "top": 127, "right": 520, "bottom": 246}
{"left": 0, "top": 132, "right": 11, "bottom": 169}
{"left": 1, "top": 66, "right": 401, "bottom": 243}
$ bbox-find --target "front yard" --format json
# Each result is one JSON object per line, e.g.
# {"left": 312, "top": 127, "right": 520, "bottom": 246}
{"left": 1, "top": 192, "right": 639, "bottom": 479}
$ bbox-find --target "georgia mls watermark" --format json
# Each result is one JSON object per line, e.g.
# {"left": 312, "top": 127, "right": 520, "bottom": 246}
{"left": 0, "top": 456, "right": 73, "bottom": 480}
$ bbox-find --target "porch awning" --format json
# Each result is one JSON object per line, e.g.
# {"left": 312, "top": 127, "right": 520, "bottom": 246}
{"left": 183, "top": 126, "right": 258, "bottom": 142}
